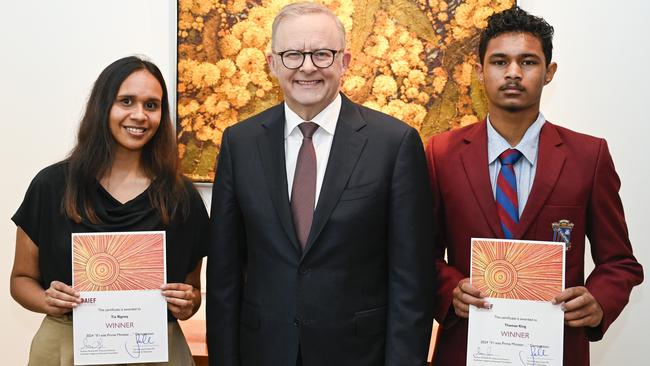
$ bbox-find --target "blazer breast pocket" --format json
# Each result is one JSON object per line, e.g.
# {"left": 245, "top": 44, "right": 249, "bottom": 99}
{"left": 339, "top": 182, "right": 379, "bottom": 201}
{"left": 535, "top": 205, "right": 585, "bottom": 247}
{"left": 353, "top": 306, "right": 386, "bottom": 337}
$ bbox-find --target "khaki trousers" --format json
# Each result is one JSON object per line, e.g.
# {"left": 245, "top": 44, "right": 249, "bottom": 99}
{"left": 28, "top": 315, "right": 195, "bottom": 366}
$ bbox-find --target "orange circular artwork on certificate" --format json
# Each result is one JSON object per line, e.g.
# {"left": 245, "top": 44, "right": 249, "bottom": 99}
{"left": 85, "top": 253, "right": 121, "bottom": 287}
{"left": 471, "top": 239, "right": 564, "bottom": 301}
{"left": 483, "top": 259, "right": 518, "bottom": 294}
{"left": 72, "top": 233, "right": 165, "bottom": 292}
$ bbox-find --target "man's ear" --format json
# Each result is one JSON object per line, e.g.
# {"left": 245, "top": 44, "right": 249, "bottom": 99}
{"left": 341, "top": 49, "right": 351, "bottom": 73}
{"left": 475, "top": 62, "right": 484, "bottom": 83}
{"left": 267, "top": 53, "right": 277, "bottom": 78}
{"left": 544, "top": 62, "right": 557, "bottom": 85}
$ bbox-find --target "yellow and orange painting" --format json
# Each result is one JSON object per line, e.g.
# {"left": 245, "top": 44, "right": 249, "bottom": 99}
{"left": 177, "top": 0, "right": 516, "bottom": 181}
{"left": 471, "top": 239, "right": 564, "bottom": 301}
{"left": 72, "top": 232, "right": 165, "bottom": 292}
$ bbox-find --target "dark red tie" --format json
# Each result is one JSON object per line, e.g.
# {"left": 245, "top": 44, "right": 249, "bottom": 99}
{"left": 291, "top": 122, "right": 319, "bottom": 250}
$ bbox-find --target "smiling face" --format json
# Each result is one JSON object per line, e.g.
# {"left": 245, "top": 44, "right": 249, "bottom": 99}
{"left": 478, "top": 32, "right": 557, "bottom": 116}
{"left": 267, "top": 12, "right": 351, "bottom": 121}
{"left": 108, "top": 69, "right": 163, "bottom": 155}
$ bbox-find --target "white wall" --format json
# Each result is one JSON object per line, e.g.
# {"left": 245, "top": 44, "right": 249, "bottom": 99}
{"left": 0, "top": 1, "right": 647, "bottom": 364}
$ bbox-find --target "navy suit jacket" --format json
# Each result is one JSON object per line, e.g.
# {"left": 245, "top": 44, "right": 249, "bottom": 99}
{"left": 207, "top": 94, "right": 436, "bottom": 366}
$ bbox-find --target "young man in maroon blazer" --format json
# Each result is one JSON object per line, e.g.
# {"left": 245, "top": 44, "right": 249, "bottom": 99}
{"left": 426, "top": 6, "right": 643, "bottom": 366}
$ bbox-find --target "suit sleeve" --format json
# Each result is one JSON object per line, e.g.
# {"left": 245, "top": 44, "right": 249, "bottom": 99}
{"left": 584, "top": 139, "right": 643, "bottom": 341}
{"left": 384, "top": 127, "right": 436, "bottom": 366}
{"left": 207, "top": 128, "right": 246, "bottom": 366}
{"left": 425, "top": 136, "right": 465, "bottom": 327}
{"left": 186, "top": 182, "right": 210, "bottom": 272}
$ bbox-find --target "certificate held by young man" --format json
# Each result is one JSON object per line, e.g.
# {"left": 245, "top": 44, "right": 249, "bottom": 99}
{"left": 467, "top": 238, "right": 565, "bottom": 366}
{"left": 72, "top": 231, "right": 169, "bottom": 365}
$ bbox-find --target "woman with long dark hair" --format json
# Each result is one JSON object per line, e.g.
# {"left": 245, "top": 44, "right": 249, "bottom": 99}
{"left": 10, "top": 56, "right": 207, "bottom": 365}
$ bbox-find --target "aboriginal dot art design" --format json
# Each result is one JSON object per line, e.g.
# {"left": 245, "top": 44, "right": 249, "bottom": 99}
{"left": 471, "top": 239, "right": 563, "bottom": 301}
{"left": 73, "top": 233, "right": 164, "bottom": 291}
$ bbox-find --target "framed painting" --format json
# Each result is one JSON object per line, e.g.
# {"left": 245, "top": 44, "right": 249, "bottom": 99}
{"left": 177, "top": 0, "right": 515, "bottom": 181}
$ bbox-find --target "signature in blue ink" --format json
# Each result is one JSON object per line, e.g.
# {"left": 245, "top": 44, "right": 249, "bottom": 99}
{"left": 124, "top": 333, "right": 155, "bottom": 358}
{"left": 80, "top": 335, "right": 103, "bottom": 351}
{"left": 518, "top": 345, "right": 548, "bottom": 366}
{"left": 473, "top": 346, "right": 493, "bottom": 358}
{"left": 530, "top": 344, "right": 547, "bottom": 365}
{"left": 530, "top": 345, "right": 547, "bottom": 358}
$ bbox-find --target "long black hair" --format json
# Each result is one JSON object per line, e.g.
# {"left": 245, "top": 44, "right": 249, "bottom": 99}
{"left": 63, "top": 56, "right": 188, "bottom": 224}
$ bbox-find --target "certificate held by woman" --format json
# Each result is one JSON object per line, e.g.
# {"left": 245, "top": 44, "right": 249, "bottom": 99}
{"left": 72, "top": 231, "right": 169, "bottom": 365}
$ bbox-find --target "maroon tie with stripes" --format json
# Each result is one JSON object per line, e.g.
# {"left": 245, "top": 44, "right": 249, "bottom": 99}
{"left": 291, "top": 122, "right": 319, "bottom": 250}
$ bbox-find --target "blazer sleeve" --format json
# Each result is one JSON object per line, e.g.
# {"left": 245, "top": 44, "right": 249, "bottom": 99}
{"left": 584, "top": 139, "right": 643, "bottom": 341}
{"left": 384, "top": 127, "right": 437, "bottom": 366}
{"left": 207, "top": 127, "right": 246, "bottom": 366}
{"left": 425, "top": 136, "right": 465, "bottom": 327}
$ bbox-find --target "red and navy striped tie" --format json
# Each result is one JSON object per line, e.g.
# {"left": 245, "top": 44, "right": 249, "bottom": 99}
{"left": 496, "top": 149, "right": 523, "bottom": 239}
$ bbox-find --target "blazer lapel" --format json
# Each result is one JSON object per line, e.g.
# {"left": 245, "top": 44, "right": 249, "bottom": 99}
{"left": 302, "top": 95, "right": 367, "bottom": 258}
{"left": 460, "top": 121, "right": 503, "bottom": 237}
{"left": 514, "top": 122, "right": 566, "bottom": 238}
{"left": 256, "top": 104, "right": 301, "bottom": 252}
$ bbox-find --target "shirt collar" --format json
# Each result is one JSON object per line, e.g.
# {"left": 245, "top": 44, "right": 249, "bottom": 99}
{"left": 487, "top": 112, "right": 546, "bottom": 165}
{"left": 284, "top": 94, "right": 341, "bottom": 138}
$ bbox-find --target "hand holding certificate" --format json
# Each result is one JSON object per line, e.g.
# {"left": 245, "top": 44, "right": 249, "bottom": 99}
{"left": 467, "top": 238, "right": 565, "bottom": 366}
{"left": 72, "top": 231, "right": 169, "bottom": 365}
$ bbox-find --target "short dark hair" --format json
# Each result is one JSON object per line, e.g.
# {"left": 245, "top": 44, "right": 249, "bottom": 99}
{"left": 64, "top": 56, "right": 189, "bottom": 224}
{"left": 478, "top": 6, "right": 554, "bottom": 66}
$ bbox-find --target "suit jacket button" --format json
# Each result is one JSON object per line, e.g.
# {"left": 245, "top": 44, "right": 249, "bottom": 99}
{"left": 293, "top": 317, "right": 302, "bottom": 327}
{"left": 299, "top": 267, "right": 311, "bottom": 275}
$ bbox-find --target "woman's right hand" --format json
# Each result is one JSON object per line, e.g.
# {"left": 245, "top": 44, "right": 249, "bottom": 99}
{"left": 43, "top": 280, "right": 81, "bottom": 316}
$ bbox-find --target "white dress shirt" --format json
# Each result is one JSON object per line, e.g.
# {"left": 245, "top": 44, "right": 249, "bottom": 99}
{"left": 285, "top": 94, "right": 341, "bottom": 206}
{"left": 487, "top": 112, "right": 545, "bottom": 217}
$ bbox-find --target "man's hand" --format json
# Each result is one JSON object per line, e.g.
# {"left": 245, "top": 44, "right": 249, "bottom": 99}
{"left": 452, "top": 278, "right": 492, "bottom": 318}
{"left": 552, "top": 286, "right": 603, "bottom": 327}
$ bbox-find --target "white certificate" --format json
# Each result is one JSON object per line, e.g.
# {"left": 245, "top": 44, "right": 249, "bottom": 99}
{"left": 72, "top": 231, "right": 168, "bottom": 365}
{"left": 467, "top": 238, "right": 565, "bottom": 366}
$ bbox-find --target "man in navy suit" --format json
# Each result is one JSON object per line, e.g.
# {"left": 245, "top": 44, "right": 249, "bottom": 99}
{"left": 206, "top": 3, "right": 436, "bottom": 366}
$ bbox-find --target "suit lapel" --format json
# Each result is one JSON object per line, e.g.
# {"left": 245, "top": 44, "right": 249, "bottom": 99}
{"left": 514, "top": 122, "right": 566, "bottom": 238}
{"left": 460, "top": 121, "right": 503, "bottom": 237}
{"left": 256, "top": 104, "right": 301, "bottom": 252}
{"left": 302, "top": 95, "right": 367, "bottom": 258}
